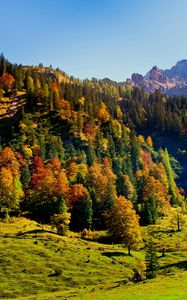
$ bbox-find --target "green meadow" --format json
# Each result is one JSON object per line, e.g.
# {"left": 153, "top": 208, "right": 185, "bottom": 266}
{"left": 0, "top": 217, "right": 187, "bottom": 299}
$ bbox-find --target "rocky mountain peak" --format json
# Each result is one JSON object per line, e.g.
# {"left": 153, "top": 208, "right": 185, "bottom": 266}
{"left": 145, "top": 66, "right": 167, "bottom": 83}
{"left": 127, "top": 59, "right": 187, "bottom": 95}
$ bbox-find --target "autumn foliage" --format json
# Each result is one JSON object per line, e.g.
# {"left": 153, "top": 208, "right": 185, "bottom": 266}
{"left": 0, "top": 74, "right": 15, "bottom": 92}
{"left": 0, "top": 55, "right": 185, "bottom": 240}
{"left": 106, "top": 196, "right": 142, "bottom": 254}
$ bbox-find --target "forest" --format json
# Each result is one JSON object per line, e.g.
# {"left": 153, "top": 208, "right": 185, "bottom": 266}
{"left": 0, "top": 53, "right": 187, "bottom": 251}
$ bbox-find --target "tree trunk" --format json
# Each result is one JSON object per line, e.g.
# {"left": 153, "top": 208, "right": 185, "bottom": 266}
{"left": 161, "top": 247, "right": 166, "bottom": 257}
{"left": 128, "top": 245, "right": 131, "bottom": 256}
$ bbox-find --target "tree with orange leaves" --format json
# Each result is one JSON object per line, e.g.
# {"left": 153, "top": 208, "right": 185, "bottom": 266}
{"left": 26, "top": 156, "right": 69, "bottom": 221}
{"left": 136, "top": 166, "right": 171, "bottom": 225}
{"left": 0, "top": 74, "right": 15, "bottom": 92}
{"left": 106, "top": 196, "right": 142, "bottom": 255}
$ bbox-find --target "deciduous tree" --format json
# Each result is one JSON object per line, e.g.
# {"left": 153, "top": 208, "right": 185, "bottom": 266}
{"left": 106, "top": 196, "right": 142, "bottom": 255}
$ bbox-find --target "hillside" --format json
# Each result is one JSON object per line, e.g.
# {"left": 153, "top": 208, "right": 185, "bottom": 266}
{"left": 0, "top": 55, "right": 187, "bottom": 299}
{"left": 0, "top": 217, "right": 187, "bottom": 299}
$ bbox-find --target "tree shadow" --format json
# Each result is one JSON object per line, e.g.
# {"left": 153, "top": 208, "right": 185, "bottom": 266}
{"left": 160, "top": 260, "right": 187, "bottom": 271}
{"left": 101, "top": 251, "right": 128, "bottom": 257}
{"left": 16, "top": 229, "right": 55, "bottom": 236}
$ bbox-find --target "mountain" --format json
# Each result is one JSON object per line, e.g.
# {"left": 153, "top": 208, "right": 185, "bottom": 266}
{"left": 127, "top": 60, "right": 187, "bottom": 96}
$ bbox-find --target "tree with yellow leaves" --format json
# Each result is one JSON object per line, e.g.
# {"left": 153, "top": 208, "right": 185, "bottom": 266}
{"left": 0, "top": 147, "right": 24, "bottom": 218}
{"left": 97, "top": 102, "right": 110, "bottom": 122}
{"left": 146, "top": 136, "right": 153, "bottom": 147}
{"left": 106, "top": 196, "right": 142, "bottom": 255}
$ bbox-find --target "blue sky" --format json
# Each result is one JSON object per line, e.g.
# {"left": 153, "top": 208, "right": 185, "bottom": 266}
{"left": 1, "top": 0, "right": 187, "bottom": 81}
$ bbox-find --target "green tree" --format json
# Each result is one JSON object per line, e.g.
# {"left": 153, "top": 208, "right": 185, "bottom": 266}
{"left": 70, "top": 184, "right": 93, "bottom": 231}
{"left": 84, "top": 193, "right": 93, "bottom": 230}
{"left": 87, "top": 141, "right": 96, "bottom": 166}
{"left": 141, "top": 197, "right": 158, "bottom": 225}
{"left": 70, "top": 194, "right": 93, "bottom": 231}
{"left": 21, "top": 165, "right": 31, "bottom": 187}
{"left": 50, "top": 197, "right": 71, "bottom": 235}
{"left": 130, "top": 133, "right": 141, "bottom": 174}
{"left": 160, "top": 149, "right": 177, "bottom": 204}
{"left": 145, "top": 239, "right": 159, "bottom": 279}
{"left": 0, "top": 53, "right": 6, "bottom": 76}
{"left": 103, "top": 177, "right": 116, "bottom": 211}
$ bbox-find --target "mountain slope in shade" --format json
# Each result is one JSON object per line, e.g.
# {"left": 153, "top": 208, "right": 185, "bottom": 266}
{"left": 165, "top": 59, "right": 187, "bottom": 80}
{"left": 127, "top": 60, "right": 187, "bottom": 95}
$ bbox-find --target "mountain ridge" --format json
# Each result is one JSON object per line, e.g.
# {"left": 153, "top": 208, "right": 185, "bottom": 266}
{"left": 127, "top": 59, "right": 187, "bottom": 95}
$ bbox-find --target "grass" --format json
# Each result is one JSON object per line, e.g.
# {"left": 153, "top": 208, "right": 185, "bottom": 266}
{"left": 18, "top": 272, "right": 187, "bottom": 300}
{"left": 0, "top": 218, "right": 143, "bottom": 298}
{"left": 0, "top": 216, "right": 187, "bottom": 299}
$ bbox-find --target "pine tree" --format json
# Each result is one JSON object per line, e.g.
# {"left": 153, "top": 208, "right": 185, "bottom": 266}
{"left": 130, "top": 132, "right": 141, "bottom": 174}
{"left": 70, "top": 194, "right": 93, "bottom": 231}
{"left": 21, "top": 165, "right": 31, "bottom": 187}
{"left": 145, "top": 239, "right": 159, "bottom": 278}
{"left": 0, "top": 53, "right": 6, "bottom": 76}
{"left": 87, "top": 141, "right": 96, "bottom": 166}
{"left": 84, "top": 193, "right": 93, "bottom": 230}
{"left": 141, "top": 197, "right": 158, "bottom": 225}
{"left": 103, "top": 177, "right": 116, "bottom": 211}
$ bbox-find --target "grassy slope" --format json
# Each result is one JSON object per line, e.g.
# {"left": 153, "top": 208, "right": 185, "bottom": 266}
{"left": 0, "top": 217, "right": 187, "bottom": 299}
{"left": 20, "top": 273, "right": 187, "bottom": 300}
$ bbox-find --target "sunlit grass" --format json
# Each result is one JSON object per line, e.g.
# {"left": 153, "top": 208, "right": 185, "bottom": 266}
{"left": 0, "top": 216, "right": 187, "bottom": 299}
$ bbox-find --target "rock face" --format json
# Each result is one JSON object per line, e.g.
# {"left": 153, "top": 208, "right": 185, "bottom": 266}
{"left": 131, "top": 73, "right": 144, "bottom": 84}
{"left": 127, "top": 60, "right": 187, "bottom": 95}
{"left": 146, "top": 66, "right": 167, "bottom": 83}
{"left": 165, "top": 59, "right": 187, "bottom": 80}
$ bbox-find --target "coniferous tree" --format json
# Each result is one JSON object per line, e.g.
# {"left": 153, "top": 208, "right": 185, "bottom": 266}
{"left": 141, "top": 197, "right": 158, "bottom": 225}
{"left": 87, "top": 141, "right": 96, "bottom": 166}
{"left": 70, "top": 185, "right": 93, "bottom": 231}
{"left": 21, "top": 165, "right": 31, "bottom": 187}
{"left": 84, "top": 193, "right": 93, "bottom": 230}
{"left": 130, "top": 133, "right": 141, "bottom": 174}
{"left": 145, "top": 239, "right": 159, "bottom": 279}
{"left": 0, "top": 53, "right": 6, "bottom": 76}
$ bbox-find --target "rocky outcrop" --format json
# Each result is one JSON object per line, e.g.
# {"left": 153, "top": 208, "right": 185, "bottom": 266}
{"left": 131, "top": 73, "right": 144, "bottom": 85}
{"left": 146, "top": 66, "right": 167, "bottom": 83}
